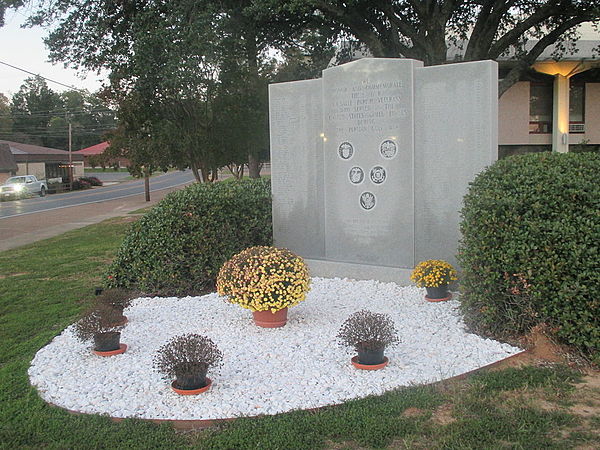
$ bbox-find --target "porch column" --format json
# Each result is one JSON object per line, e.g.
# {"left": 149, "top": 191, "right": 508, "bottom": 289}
{"left": 533, "top": 61, "right": 595, "bottom": 153}
{"left": 552, "top": 74, "right": 570, "bottom": 153}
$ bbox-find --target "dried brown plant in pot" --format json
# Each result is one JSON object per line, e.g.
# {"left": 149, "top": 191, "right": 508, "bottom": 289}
{"left": 153, "top": 334, "right": 223, "bottom": 392}
{"left": 94, "top": 288, "right": 135, "bottom": 318}
{"left": 74, "top": 304, "right": 126, "bottom": 352}
{"left": 337, "top": 310, "right": 400, "bottom": 365}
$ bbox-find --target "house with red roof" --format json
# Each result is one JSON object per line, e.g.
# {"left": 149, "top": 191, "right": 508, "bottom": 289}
{"left": 76, "top": 142, "right": 130, "bottom": 169}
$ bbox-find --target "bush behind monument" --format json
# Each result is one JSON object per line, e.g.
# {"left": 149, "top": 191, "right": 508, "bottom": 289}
{"left": 459, "top": 152, "right": 600, "bottom": 361}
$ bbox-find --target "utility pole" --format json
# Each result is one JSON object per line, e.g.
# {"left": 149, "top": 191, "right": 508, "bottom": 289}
{"left": 143, "top": 165, "right": 150, "bottom": 201}
{"left": 68, "top": 121, "right": 73, "bottom": 190}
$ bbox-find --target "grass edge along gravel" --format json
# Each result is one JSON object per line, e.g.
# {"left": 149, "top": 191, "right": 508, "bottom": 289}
{"left": 0, "top": 216, "right": 597, "bottom": 449}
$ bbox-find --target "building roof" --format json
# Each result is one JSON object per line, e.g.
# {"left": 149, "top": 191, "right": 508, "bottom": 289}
{"left": 0, "top": 143, "right": 18, "bottom": 172}
{"left": 75, "top": 141, "right": 110, "bottom": 156}
{"left": 0, "top": 140, "right": 84, "bottom": 162}
{"left": 495, "top": 40, "right": 600, "bottom": 62}
{"left": 329, "top": 39, "right": 600, "bottom": 67}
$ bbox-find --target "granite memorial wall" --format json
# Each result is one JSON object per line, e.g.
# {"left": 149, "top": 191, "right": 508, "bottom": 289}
{"left": 269, "top": 58, "right": 498, "bottom": 283}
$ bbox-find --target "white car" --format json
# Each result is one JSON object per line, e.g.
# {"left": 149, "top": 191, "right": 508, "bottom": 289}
{"left": 1, "top": 175, "right": 48, "bottom": 200}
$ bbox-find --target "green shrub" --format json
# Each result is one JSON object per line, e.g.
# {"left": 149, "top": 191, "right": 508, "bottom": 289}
{"left": 458, "top": 152, "right": 599, "bottom": 361}
{"left": 106, "top": 178, "right": 272, "bottom": 295}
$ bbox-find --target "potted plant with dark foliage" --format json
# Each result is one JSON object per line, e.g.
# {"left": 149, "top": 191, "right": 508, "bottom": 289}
{"left": 74, "top": 304, "right": 127, "bottom": 356}
{"left": 94, "top": 288, "right": 134, "bottom": 325}
{"left": 337, "top": 310, "right": 399, "bottom": 370}
{"left": 410, "top": 259, "right": 458, "bottom": 302}
{"left": 153, "top": 334, "right": 223, "bottom": 395}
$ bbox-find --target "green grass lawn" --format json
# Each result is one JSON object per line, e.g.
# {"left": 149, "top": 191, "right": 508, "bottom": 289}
{"left": 1, "top": 218, "right": 598, "bottom": 449}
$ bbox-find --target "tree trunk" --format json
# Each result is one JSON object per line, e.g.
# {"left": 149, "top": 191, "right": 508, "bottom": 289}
{"left": 248, "top": 153, "right": 260, "bottom": 178}
{"left": 200, "top": 165, "right": 210, "bottom": 183}
{"left": 190, "top": 161, "right": 203, "bottom": 183}
{"left": 144, "top": 166, "right": 150, "bottom": 201}
{"left": 244, "top": 26, "right": 263, "bottom": 180}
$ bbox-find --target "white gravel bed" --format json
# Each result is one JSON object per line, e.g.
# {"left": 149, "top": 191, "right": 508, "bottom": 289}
{"left": 29, "top": 277, "right": 521, "bottom": 420}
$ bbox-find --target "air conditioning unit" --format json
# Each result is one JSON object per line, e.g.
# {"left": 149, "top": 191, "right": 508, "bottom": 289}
{"left": 569, "top": 123, "right": 585, "bottom": 133}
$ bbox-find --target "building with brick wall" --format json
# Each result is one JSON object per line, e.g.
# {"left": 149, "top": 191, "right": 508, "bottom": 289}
{"left": 0, "top": 140, "right": 84, "bottom": 184}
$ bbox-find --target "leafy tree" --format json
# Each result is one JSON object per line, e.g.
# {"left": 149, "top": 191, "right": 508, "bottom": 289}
{"left": 3, "top": 76, "right": 115, "bottom": 149}
{"left": 0, "top": 0, "right": 24, "bottom": 26}
{"left": 0, "top": 93, "right": 12, "bottom": 135}
{"left": 273, "top": 29, "right": 337, "bottom": 83}
{"left": 20, "top": 0, "right": 328, "bottom": 179}
{"left": 96, "top": 1, "right": 226, "bottom": 182}
{"left": 10, "top": 76, "right": 62, "bottom": 146}
{"left": 267, "top": 0, "right": 600, "bottom": 96}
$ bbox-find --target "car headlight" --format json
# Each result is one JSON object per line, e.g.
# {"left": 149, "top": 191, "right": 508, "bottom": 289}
{"left": 14, "top": 185, "right": 24, "bottom": 192}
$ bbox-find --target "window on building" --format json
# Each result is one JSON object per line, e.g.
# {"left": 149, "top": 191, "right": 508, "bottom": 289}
{"left": 45, "top": 162, "right": 69, "bottom": 181}
{"left": 569, "top": 83, "right": 585, "bottom": 133}
{"left": 529, "top": 82, "right": 553, "bottom": 134}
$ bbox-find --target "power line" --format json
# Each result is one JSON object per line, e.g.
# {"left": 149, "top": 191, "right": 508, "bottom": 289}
{"left": 0, "top": 109, "right": 116, "bottom": 119}
{"left": 0, "top": 59, "right": 90, "bottom": 93}
{"left": 6, "top": 123, "right": 115, "bottom": 129}
{"left": 0, "top": 131, "right": 113, "bottom": 137}
{"left": 1, "top": 111, "right": 116, "bottom": 120}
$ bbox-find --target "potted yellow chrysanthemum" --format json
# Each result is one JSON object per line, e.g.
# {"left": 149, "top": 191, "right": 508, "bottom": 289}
{"left": 216, "top": 246, "right": 311, "bottom": 328}
{"left": 410, "top": 260, "right": 457, "bottom": 302}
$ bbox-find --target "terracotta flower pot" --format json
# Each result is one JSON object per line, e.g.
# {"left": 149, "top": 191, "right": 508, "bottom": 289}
{"left": 425, "top": 285, "right": 452, "bottom": 302}
{"left": 171, "top": 378, "right": 212, "bottom": 395}
{"left": 252, "top": 308, "right": 288, "bottom": 328}
{"left": 93, "top": 344, "right": 127, "bottom": 357}
{"left": 351, "top": 356, "right": 389, "bottom": 370}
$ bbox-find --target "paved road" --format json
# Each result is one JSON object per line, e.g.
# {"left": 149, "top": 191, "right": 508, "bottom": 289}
{"left": 0, "top": 170, "right": 195, "bottom": 219}
{"left": 83, "top": 171, "right": 133, "bottom": 182}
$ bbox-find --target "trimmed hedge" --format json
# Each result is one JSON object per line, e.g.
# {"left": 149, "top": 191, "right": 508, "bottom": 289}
{"left": 72, "top": 179, "right": 92, "bottom": 190}
{"left": 80, "top": 176, "right": 103, "bottom": 186}
{"left": 458, "top": 152, "right": 599, "bottom": 361}
{"left": 106, "top": 178, "right": 272, "bottom": 295}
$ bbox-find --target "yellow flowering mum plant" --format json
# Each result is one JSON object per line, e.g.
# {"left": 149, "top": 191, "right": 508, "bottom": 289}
{"left": 410, "top": 260, "right": 457, "bottom": 287}
{"left": 216, "top": 246, "right": 310, "bottom": 313}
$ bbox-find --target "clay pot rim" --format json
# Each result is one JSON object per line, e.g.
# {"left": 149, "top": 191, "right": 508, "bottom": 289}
{"left": 252, "top": 308, "right": 288, "bottom": 328}
{"left": 93, "top": 343, "right": 127, "bottom": 357}
{"left": 351, "top": 355, "right": 389, "bottom": 370}
{"left": 425, "top": 293, "right": 453, "bottom": 302}
{"left": 171, "top": 378, "right": 212, "bottom": 395}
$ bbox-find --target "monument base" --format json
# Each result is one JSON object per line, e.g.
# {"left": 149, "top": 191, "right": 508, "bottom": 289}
{"left": 305, "top": 259, "right": 413, "bottom": 285}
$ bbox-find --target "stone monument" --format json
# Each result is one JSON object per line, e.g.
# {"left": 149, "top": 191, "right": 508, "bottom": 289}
{"left": 269, "top": 58, "right": 497, "bottom": 283}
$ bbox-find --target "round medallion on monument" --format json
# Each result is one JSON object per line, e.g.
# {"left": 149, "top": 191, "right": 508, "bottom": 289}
{"left": 349, "top": 167, "right": 364, "bottom": 184}
{"left": 338, "top": 142, "right": 354, "bottom": 160}
{"left": 359, "top": 192, "right": 376, "bottom": 210}
{"left": 370, "top": 166, "right": 386, "bottom": 184}
{"left": 379, "top": 140, "right": 397, "bottom": 159}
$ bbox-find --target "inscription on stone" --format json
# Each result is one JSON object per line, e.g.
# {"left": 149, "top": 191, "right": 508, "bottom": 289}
{"left": 328, "top": 81, "right": 407, "bottom": 135}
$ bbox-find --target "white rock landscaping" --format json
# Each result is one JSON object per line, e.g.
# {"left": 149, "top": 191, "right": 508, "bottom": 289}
{"left": 29, "top": 277, "right": 521, "bottom": 421}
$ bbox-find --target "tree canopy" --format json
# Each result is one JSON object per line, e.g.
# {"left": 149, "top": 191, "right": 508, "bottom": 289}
{"left": 277, "top": 0, "right": 599, "bottom": 95}
{"left": 0, "top": 76, "right": 115, "bottom": 149}
{"left": 11, "top": 0, "right": 331, "bottom": 180}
